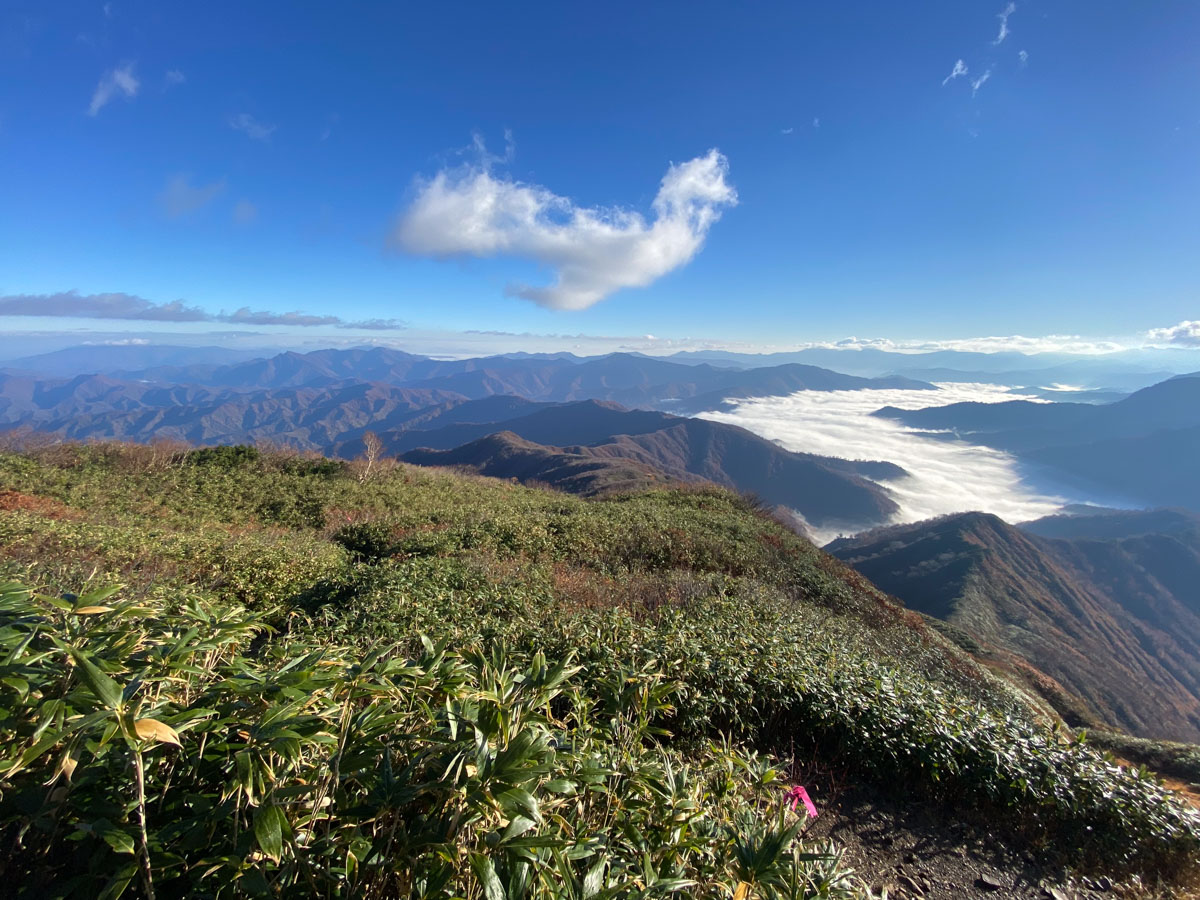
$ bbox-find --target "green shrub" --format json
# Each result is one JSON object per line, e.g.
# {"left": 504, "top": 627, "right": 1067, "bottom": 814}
{"left": 0, "top": 583, "right": 856, "bottom": 899}
{"left": 279, "top": 456, "right": 346, "bottom": 478}
{"left": 185, "top": 444, "right": 261, "bottom": 468}
{"left": 256, "top": 491, "right": 326, "bottom": 529}
{"left": 332, "top": 521, "right": 397, "bottom": 561}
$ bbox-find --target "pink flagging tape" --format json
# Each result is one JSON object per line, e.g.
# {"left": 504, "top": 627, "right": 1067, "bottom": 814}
{"left": 786, "top": 785, "right": 819, "bottom": 819}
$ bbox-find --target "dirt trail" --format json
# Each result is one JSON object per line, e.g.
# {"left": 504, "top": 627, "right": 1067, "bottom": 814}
{"left": 800, "top": 783, "right": 1185, "bottom": 899}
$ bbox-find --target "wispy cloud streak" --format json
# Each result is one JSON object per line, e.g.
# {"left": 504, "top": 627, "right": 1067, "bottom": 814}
{"left": 88, "top": 62, "right": 139, "bottom": 115}
{"left": 0, "top": 291, "right": 404, "bottom": 330}
{"left": 942, "top": 59, "right": 968, "bottom": 86}
{"left": 229, "top": 112, "right": 276, "bottom": 141}
{"left": 994, "top": 3, "right": 1016, "bottom": 44}
{"left": 159, "top": 174, "right": 226, "bottom": 218}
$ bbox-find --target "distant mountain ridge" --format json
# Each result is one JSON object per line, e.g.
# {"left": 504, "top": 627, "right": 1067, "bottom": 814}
{"left": 0, "top": 344, "right": 267, "bottom": 378}
{"left": 8, "top": 342, "right": 1198, "bottom": 392}
{"left": 664, "top": 347, "right": 1200, "bottom": 390}
{"left": 102, "top": 348, "right": 936, "bottom": 407}
{"left": 1022, "top": 507, "right": 1200, "bottom": 541}
{"left": 828, "top": 510, "right": 1200, "bottom": 742}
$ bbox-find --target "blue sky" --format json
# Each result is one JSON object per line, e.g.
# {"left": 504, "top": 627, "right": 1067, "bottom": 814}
{"left": 1, "top": 0, "right": 1198, "bottom": 356}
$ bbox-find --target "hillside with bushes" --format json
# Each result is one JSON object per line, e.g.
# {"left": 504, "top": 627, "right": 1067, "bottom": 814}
{"left": 1, "top": 443, "right": 1198, "bottom": 898}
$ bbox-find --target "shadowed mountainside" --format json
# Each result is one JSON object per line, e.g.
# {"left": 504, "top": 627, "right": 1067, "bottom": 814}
{"left": 393, "top": 399, "right": 905, "bottom": 529}
{"left": 0, "top": 374, "right": 468, "bottom": 449}
{"left": 399, "top": 431, "right": 683, "bottom": 497}
{"left": 827, "top": 511, "right": 1200, "bottom": 742}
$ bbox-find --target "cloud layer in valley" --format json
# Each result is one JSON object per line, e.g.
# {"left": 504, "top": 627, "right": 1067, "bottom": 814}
{"left": 392, "top": 149, "right": 737, "bottom": 310}
{"left": 697, "top": 383, "right": 1072, "bottom": 543}
{"left": 0, "top": 291, "right": 404, "bottom": 330}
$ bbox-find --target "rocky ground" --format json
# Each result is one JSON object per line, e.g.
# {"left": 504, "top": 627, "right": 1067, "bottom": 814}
{"left": 797, "top": 779, "right": 1191, "bottom": 899}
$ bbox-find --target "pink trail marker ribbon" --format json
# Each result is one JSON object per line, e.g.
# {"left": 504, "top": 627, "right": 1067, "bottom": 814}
{"left": 786, "top": 785, "right": 819, "bottom": 819}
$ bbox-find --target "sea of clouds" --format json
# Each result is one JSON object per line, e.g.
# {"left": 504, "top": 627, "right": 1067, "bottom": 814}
{"left": 697, "top": 383, "right": 1074, "bottom": 544}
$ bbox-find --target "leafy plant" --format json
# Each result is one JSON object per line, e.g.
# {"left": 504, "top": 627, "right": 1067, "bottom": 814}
{"left": 0, "top": 582, "right": 854, "bottom": 899}
{"left": 332, "top": 522, "right": 397, "bottom": 562}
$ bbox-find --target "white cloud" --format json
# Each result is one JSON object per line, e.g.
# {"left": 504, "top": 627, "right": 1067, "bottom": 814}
{"left": 229, "top": 112, "right": 275, "bottom": 141}
{"left": 159, "top": 174, "right": 226, "bottom": 218}
{"left": 165, "top": 69, "right": 186, "bottom": 88}
{"left": 815, "top": 334, "right": 1127, "bottom": 355}
{"left": 971, "top": 69, "right": 992, "bottom": 97}
{"left": 781, "top": 127, "right": 794, "bottom": 135}
{"left": 1018, "top": 49, "right": 1029, "bottom": 67}
{"left": 88, "top": 62, "right": 139, "bottom": 116}
{"left": 232, "top": 199, "right": 258, "bottom": 224}
{"left": 392, "top": 148, "right": 737, "bottom": 310}
{"left": 1145, "top": 320, "right": 1200, "bottom": 348}
{"left": 813, "top": 117, "right": 820, "bottom": 129}
{"left": 994, "top": 2, "right": 1016, "bottom": 44}
{"left": 698, "top": 382, "right": 1070, "bottom": 543}
{"left": 942, "top": 59, "right": 968, "bottom": 86}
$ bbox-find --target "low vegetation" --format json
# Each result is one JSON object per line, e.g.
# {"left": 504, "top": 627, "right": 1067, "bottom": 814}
{"left": 1087, "top": 731, "right": 1200, "bottom": 788}
{"left": 0, "top": 442, "right": 1197, "bottom": 898}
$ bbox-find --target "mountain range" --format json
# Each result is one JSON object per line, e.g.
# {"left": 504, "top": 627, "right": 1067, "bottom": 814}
{"left": 7, "top": 341, "right": 1200, "bottom": 748}
{"left": 663, "top": 347, "right": 1199, "bottom": 391}
{"left": 0, "top": 347, "right": 923, "bottom": 531}
{"left": 827, "top": 508, "right": 1200, "bottom": 742}
{"left": 4, "top": 347, "right": 933, "bottom": 402}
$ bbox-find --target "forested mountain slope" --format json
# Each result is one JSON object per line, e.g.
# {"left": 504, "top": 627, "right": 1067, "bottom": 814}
{"left": 828, "top": 511, "right": 1200, "bottom": 742}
